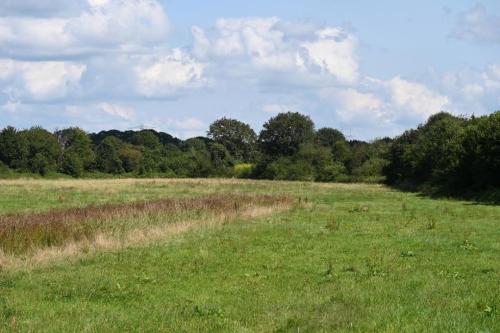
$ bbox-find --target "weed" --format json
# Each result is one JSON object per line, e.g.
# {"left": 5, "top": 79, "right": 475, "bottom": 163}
{"left": 460, "top": 240, "right": 478, "bottom": 251}
{"left": 401, "top": 251, "right": 416, "bottom": 258}
{"left": 325, "top": 217, "right": 340, "bottom": 232}
{"left": 426, "top": 216, "right": 437, "bottom": 230}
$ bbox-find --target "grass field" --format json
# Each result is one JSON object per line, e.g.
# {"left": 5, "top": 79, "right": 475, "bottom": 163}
{"left": 0, "top": 179, "right": 498, "bottom": 332}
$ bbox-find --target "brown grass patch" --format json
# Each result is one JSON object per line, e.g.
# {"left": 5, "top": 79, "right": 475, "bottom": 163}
{"left": 0, "top": 193, "right": 294, "bottom": 269}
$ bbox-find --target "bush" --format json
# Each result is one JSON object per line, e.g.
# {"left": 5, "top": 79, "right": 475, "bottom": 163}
{"left": 316, "top": 162, "right": 348, "bottom": 182}
{"left": 353, "top": 158, "right": 388, "bottom": 178}
{"left": 266, "top": 158, "right": 314, "bottom": 181}
{"left": 234, "top": 163, "right": 254, "bottom": 179}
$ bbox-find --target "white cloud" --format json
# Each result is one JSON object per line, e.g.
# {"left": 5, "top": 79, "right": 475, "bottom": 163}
{"left": 385, "top": 77, "right": 450, "bottom": 118}
{"left": 302, "top": 28, "right": 359, "bottom": 83}
{"left": 318, "top": 87, "right": 385, "bottom": 123}
{"left": 262, "top": 103, "right": 297, "bottom": 114}
{"left": 135, "top": 49, "right": 206, "bottom": 97}
{"left": 174, "top": 117, "right": 205, "bottom": 131}
{"left": 88, "top": 0, "right": 111, "bottom": 7}
{"left": 320, "top": 87, "right": 382, "bottom": 112}
{"left": 439, "top": 64, "right": 500, "bottom": 115}
{"left": 193, "top": 18, "right": 358, "bottom": 82}
{"left": 0, "top": 0, "right": 82, "bottom": 17}
{"left": 98, "top": 103, "right": 134, "bottom": 120}
{"left": 0, "top": 59, "right": 86, "bottom": 100}
{"left": 317, "top": 77, "right": 450, "bottom": 126}
{"left": 453, "top": 4, "right": 500, "bottom": 44}
{"left": 0, "top": 0, "right": 170, "bottom": 57}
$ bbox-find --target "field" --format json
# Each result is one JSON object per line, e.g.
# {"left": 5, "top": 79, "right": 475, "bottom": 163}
{"left": 0, "top": 179, "right": 498, "bottom": 332}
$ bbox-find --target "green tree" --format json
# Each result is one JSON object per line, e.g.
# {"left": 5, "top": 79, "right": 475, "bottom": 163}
{"left": 0, "top": 126, "right": 29, "bottom": 169}
{"left": 119, "top": 145, "right": 143, "bottom": 173}
{"left": 209, "top": 142, "right": 234, "bottom": 175}
{"left": 259, "top": 112, "right": 315, "bottom": 157}
{"left": 55, "top": 127, "right": 95, "bottom": 176}
{"left": 21, "top": 127, "right": 62, "bottom": 175}
{"left": 130, "top": 130, "right": 161, "bottom": 150}
{"left": 96, "top": 136, "right": 124, "bottom": 174}
{"left": 208, "top": 118, "right": 257, "bottom": 162}
{"left": 459, "top": 111, "right": 500, "bottom": 188}
{"left": 315, "top": 127, "right": 346, "bottom": 147}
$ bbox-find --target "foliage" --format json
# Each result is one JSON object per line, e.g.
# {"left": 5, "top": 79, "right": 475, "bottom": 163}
{"left": 21, "top": 127, "right": 62, "bottom": 175}
{"left": 315, "top": 127, "right": 346, "bottom": 147}
{"left": 234, "top": 163, "right": 254, "bottom": 178}
{"left": 208, "top": 118, "right": 257, "bottom": 162}
{"left": 56, "top": 127, "right": 95, "bottom": 177}
{"left": 1, "top": 110, "right": 498, "bottom": 195}
{"left": 0, "top": 127, "right": 29, "bottom": 171}
{"left": 384, "top": 111, "right": 499, "bottom": 192}
{"left": 259, "top": 112, "right": 315, "bottom": 157}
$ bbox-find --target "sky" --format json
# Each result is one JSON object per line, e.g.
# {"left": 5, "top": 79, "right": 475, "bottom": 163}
{"left": 0, "top": 1, "right": 499, "bottom": 140}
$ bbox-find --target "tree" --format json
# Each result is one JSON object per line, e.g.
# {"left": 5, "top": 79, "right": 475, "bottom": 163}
{"left": 259, "top": 112, "right": 315, "bottom": 156}
{"left": 208, "top": 118, "right": 257, "bottom": 162}
{"left": 130, "top": 130, "right": 161, "bottom": 150}
{"left": 21, "top": 127, "right": 62, "bottom": 175}
{"left": 0, "top": 126, "right": 29, "bottom": 169}
{"left": 315, "top": 127, "right": 346, "bottom": 147}
{"left": 119, "top": 145, "right": 143, "bottom": 173}
{"left": 346, "top": 140, "right": 371, "bottom": 173}
{"left": 208, "top": 142, "right": 234, "bottom": 175}
{"left": 55, "top": 127, "right": 95, "bottom": 176}
{"left": 459, "top": 111, "right": 500, "bottom": 188}
{"left": 96, "top": 136, "right": 124, "bottom": 174}
{"left": 384, "top": 112, "right": 467, "bottom": 188}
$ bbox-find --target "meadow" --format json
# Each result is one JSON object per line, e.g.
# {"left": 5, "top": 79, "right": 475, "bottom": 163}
{"left": 0, "top": 179, "right": 498, "bottom": 332}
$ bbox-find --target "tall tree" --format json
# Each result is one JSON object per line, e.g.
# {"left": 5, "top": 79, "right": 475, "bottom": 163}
{"left": 208, "top": 118, "right": 257, "bottom": 162}
{"left": 96, "top": 136, "right": 125, "bottom": 174}
{"left": 259, "top": 112, "right": 315, "bottom": 156}
{"left": 315, "top": 127, "right": 346, "bottom": 147}
{"left": 21, "top": 127, "right": 62, "bottom": 175}
{"left": 0, "top": 126, "right": 29, "bottom": 169}
{"left": 55, "top": 127, "right": 95, "bottom": 176}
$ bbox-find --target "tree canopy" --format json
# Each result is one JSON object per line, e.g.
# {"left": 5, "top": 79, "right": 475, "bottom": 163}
{"left": 0, "top": 110, "right": 498, "bottom": 197}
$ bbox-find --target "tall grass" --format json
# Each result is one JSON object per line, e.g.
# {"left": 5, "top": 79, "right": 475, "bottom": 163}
{"left": 0, "top": 193, "right": 293, "bottom": 255}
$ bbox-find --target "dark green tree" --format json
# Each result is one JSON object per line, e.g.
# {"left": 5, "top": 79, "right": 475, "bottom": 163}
{"left": 315, "top": 127, "right": 346, "bottom": 147}
{"left": 21, "top": 127, "right": 62, "bottom": 175}
{"left": 0, "top": 126, "right": 29, "bottom": 169}
{"left": 55, "top": 127, "right": 95, "bottom": 176}
{"left": 259, "top": 112, "right": 315, "bottom": 157}
{"left": 119, "top": 145, "right": 143, "bottom": 173}
{"left": 459, "top": 111, "right": 500, "bottom": 188}
{"left": 96, "top": 136, "right": 124, "bottom": 174}
{"left": 130, "top": 130, "right": 161, "bottom": 150}
{"left": 208, "top": 142, "right": 234, "bottom": 176}
{"left": 207, "top": 118, "right": 257, "bottom": 162}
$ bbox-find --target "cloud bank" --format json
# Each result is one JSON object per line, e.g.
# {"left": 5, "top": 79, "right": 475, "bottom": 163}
{"left": 0, "top": 1, "right": 498, "bottom": 139}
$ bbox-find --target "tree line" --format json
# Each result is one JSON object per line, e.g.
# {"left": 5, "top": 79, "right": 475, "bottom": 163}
{"left": 0, "top": 111, "right": 498, "bottom": 193}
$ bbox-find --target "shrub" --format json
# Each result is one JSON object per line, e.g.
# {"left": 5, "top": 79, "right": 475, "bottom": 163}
{"left": 234, "top": 163, "right": 254, "bottom": 178}
{"left": 316, "top": 162, "right": 348, "bottom": 182}
{"left": 266, "top": 157, "right": 314, "bottom": 181}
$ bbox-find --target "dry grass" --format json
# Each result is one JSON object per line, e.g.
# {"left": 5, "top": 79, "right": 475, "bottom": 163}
{"left": 0, "top": 177, "right": 387, "bottom": 190}
{"left": 0, "top": 178, "right": 266, "bottom": 189}
{"left": 0, "top": 193, "right": 294, "bottom": 270}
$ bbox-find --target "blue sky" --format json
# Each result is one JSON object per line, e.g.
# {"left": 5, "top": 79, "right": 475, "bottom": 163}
{"left": 0, "top": 0, "right": 499, "bottom": 139}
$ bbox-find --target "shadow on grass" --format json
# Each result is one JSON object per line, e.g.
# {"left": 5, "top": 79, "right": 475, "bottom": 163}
{"left": 388, "top": 183, "right": 500, "bottom": 206}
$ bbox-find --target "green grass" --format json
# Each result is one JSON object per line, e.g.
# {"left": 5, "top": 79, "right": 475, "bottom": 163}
{"left": 0, "top": 179, "right": 498, "bottom": 332}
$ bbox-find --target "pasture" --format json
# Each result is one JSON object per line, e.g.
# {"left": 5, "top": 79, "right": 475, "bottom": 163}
{"left": 0, "top": 179, "right": 498, "bottom": 332}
